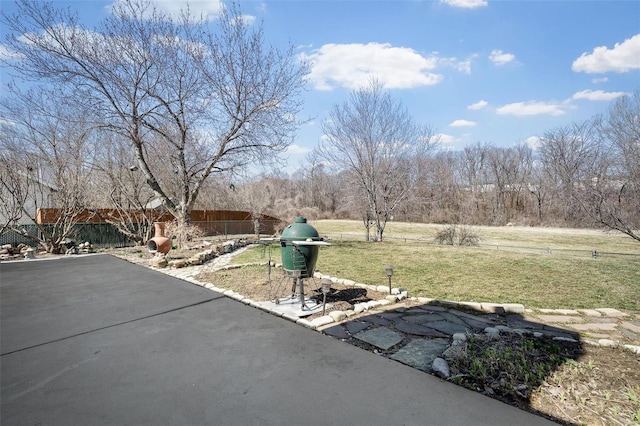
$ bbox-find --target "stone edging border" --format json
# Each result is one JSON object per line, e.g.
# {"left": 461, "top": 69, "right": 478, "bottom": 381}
{"left": 152, "top": 258, "right": 640, "bottom": 356}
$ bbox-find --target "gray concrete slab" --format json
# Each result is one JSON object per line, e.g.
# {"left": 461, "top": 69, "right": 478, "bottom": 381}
{"left": 257, "top": 297, "right": 329, "bottom": 318}
{"left": 1, "top": 255, "right": 554, "bottom": 425}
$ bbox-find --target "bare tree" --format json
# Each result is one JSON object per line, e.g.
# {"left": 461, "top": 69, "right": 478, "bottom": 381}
{"left": 528, "top": 159, "right": 550, "bottom": 225}
{"left": 91, "top": 131, "right": 157, "bottom": 245}
{"left": 418, "top": 151, "right": 461, "bottom": 224}
{"left": 486, "top": 143, "right": 532, "bottom": 224}
{"left": 316, "top": 79, "right": 437, "bottom": 241}
{"left": 586, "top": 92, "right": 640, "bottom": 242}
{"left": 0, "top": 150, "right": 29, "bottom": 236}
{"left": 1, "top": 0, "right": 308, "bottom": 227}
{"left": 297, "top": 151, "right": 343, "bottom": 215}
{"left": 538, "top": 121, "right": 603, "bottom": 225}
{"left": 457, "top": 142, "right": 490, "bottom": 223}
{"left": 232, "top": 176, "right": 276, "bottom": 238}
{"left": 0, "top": 86, "right": 95, "bottom": 252}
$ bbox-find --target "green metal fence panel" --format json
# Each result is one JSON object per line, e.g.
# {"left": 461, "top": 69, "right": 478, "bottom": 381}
{"left": 0, "top": 225, "right": 40, "bottom": 247}
{"left": 0, "top": 223, "right": 135, "bottom": 248}
{"left": 71, "top": 223, "right": 135, "bottom": 248}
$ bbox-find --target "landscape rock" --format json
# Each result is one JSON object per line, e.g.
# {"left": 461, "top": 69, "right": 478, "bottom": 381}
{"left": 485, "top": 327, "right": 501, "bottom": 340}
{"left": 168, "top": 259, "right": 187, "bottom": 268}
{"left": 329, "top": 310, "right": 347, "bottom": 322}
{"left": 353, "top": 304, "right": 366, "bottom": 314}
{"left": 432, "top": 357, "right": 451, "bottom": 379}
{"left": 149, "top": 255, "right": 168, "bottom": 268}
{"left": 452, "top": 333, "right": 467, "bottom": 343}
{"left": 311, "top": 316, "right": 334, "bottom": 328}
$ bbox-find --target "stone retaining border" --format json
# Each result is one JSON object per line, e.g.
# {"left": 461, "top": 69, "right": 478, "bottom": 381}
{"left": 120, "top": 245, "right": 640, "bottom": 364}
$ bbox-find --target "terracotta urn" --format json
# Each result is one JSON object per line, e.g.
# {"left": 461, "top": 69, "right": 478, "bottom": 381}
{"left": 147, "top": 222, "right": 171, "bottom": 254}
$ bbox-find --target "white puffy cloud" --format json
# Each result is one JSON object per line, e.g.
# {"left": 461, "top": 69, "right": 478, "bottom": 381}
{"left": 572, "top": 89, "right": 628, "bottom": 101}
{"left": 435, "top": 133, "right": 456, "bottom": 144}
{"left": 0, "top": 44, "right": 22, "bottom": 60}
{"left": 496, "top": 101, "right": 568, "bottom": 116}
{"left": 467, "top": 100, "right": 488, "bottom": 110}
{"left": 572, "top": 33, "right": 640, "bottom": 73}
{"left": 525, "top": 136, "right": 541, "bottom": 150}
{"left": 440, "top": 0, "right": 488, "bottom": 9}
{"left": 592, "top": 77, "right": 609, "bottom": 83}
{"left": 109, "top": 0, "right": 225, "bottom": 22}
{"left": 438, "top": 53, "right": 477, "bottom": 74}
{"left": 455, "top": 58, "right": 473, "bottom": 74}
{"left": 151, "top": 0, "right": 225, "bottom": 21}
{"left": 286, "top": 144, "right": 312, "bottom": 154}
{"left": 489, "top": 49, "right": 515, "bottom": 66}
{"left": 230, "top": 14, "right": 256, "bottom": 26}
{"left": 450, "top": 119, "right": 477, "bottom": 127}
{"left": 300, "top": 42, "right": 444, "bottom": 91}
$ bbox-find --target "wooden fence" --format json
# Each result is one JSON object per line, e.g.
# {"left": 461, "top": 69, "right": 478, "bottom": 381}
{"left": 1, "top": 209, "right": 281, "bottom": 247}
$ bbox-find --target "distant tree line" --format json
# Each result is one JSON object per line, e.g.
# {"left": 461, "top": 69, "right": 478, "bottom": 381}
{"left": 0, "top": 0, "right": 637, "bottom": 250}
{"left": 248, "top": 90, "right": 639, "bottom": 243}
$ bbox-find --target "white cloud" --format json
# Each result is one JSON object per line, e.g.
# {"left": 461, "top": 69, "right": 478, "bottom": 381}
{"left": 440, "top": 0, "right": 488, "bottom": 9}
{"left": 467, "top": 100, "right": 488, "bottom": 110}
{"left": 489, "top": 49, "right": 515, "bottom": 66}
{"left": 572, "top": 89, "right": 628, "bottom": 101}
{"left": 230, "top": 14, "right": 256, "bottom": 26}
{"left": 151, "top": 0, "right": 225, "bottom": 21}
{"left": 496, "top": 101, "right": 568, "bottom": 116}
{"left": 17, "top": 24, "right": 113, "bottom": 60}
{"left": 455, "top": 58, "right": 473, "bottom": 74}
{"left": 591, "top": 77, "right": 609, "bottom": 84}
{"left": 525, "top": 136, "right": 541, "bottom": 150}
{"left": 0, "top": 44, "right": 22, "bottom": 60}
{"left": 450, "top": 119, "right": 477, "bottom": 127}
{"left": 572, "top": 33, "right": 640, "bottom": 73}
{"left": 438, "top": 54, "right": 477, "bottom": 74}
{"left": 0, "top": 118, "right": 16, "bottom": 126}
{"left": 300, "top": 42, "right": 443, "bottom": 91}
{"left": 286, "top": 144, "right": 312, "bottom": 154}
{"left": 110, "top": 0, "right": 225, "bottom": 22}
{"left": 435, "top": 133, "right": 456, "bottom": 144}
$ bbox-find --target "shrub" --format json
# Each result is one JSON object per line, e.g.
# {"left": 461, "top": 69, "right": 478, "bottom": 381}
{"left": 434, "top": 224, "right": 457, "bottom": 245}
{"left": 165, "top": 220, "right": 205, "bottom": 248}
{"left": 434, "top": 224, "right": 480, "bottom": 246}
{"left": 458, "top": 225, "right": 481, "bottom": 246}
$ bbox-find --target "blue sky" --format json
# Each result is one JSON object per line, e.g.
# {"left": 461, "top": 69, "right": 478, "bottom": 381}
{"left": 1, "top": 0, "right": 639, "bottom": 173}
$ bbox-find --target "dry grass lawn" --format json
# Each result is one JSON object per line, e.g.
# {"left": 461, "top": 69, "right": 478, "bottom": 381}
{"left": 234, "top": 220, "right": 640, "bottom": 311}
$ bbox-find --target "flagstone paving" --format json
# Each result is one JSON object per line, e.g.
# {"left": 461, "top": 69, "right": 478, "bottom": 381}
{"left": 390, "top": 338, "right": 450, "bottom": 372}
{"left": 353, "top": 326, "right": 403, "bottom": 350}
{"left": 313, "top": 303, "right": 640, "bottom": 376}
